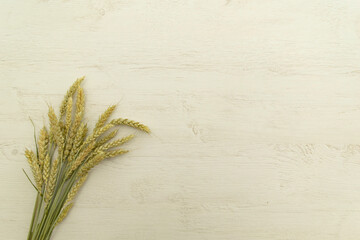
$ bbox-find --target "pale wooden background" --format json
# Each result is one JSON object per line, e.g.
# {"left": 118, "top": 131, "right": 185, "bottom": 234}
{"left": 2, "top": 0, "right": 360, "bottom": 239}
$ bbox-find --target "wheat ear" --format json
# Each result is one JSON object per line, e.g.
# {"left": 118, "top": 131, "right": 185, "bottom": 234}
{"left": 89, "top": 130, "right": 122, "bottom": 159}
{"left": 79, "top": 150, "right": 127, "bottom": 176}
{"left": 110, "top": 118, "right": 150, "bottom": 133}
{"left": 67, "top": 142, "right": 95, "bottom": 178}
{"left": 45, "top": 157, "right": 59, "bottom": 203}
{"left": 98, "top": 134, "right": 134, "bottom": 152}
{"left": 38, "top": 127, "right": 49, "bottom": 171}
{"left": 59, "top": 76, "right": 84, "bottom": 119}
{"left": 81, "top": 123, "right": 114, "bottom": 149}
{"left": 93, "top": 105, "right": 116, "bottom": 132}
{"left": 65, "top": 174, "right": 88, "bottom": 206}
{"left": 25, "top": 149, "right": 43, "bottom": 190}
{"left": 69, "top": 123, "right": 87, "bottom": 162}
{"left": 105, "top": 149, "right": 129, "bottom": 158}
{"left": 65, "top": 97, "right": 73, "bottom": 134}
{"left": 78, "top": 152, "right": 106, "bottom": 176}
{"left": 56, "top": 203, "right": 74, "bottom": 225}
{"left": 96, "top": 129, "right": 118, "bottom": 147}
{"left": 75, "top": 87, "right": 84, "bottom": 117}
{"left": 72, "top": 87, "right": 85, "bottom": 130}
{"left": 48, "top": 107, "right": 65, "bottom": 153}
{"left": 65, "top": 89, "right": 85, "bottom": 161}
{"left": 42, "top": 154, "right": 50, "bottom": 183}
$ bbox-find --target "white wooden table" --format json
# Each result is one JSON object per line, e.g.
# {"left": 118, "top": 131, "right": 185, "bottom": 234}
{"left": 2, "top": 0, "right": 360, "bottom": 239}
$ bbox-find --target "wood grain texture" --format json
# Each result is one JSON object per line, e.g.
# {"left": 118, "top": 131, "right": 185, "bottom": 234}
{"left": 2, "top": 0, "right": 360, "bottom": 239}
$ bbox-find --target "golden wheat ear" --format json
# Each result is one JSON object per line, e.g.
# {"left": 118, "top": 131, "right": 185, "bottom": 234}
{"left": 94, "top": 104, "right": 117, "bottom": 132}
{"left": 59, "top": 76, "right": 84, "bottom": 119}
{"left": 110, "top": 118, "right": 150, "bottom": 133}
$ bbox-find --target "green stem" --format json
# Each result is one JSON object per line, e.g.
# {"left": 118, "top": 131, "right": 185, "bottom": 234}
{"left": 34, "top": 172, "right": 62, "bottom": 238}
{"left": 32, "top": 195, "right": 45, "bottom": 239}
{"left": 27, "top": 192, "right": 40, "bottom": 240}
{"left": 39, "top": 180, "right": 72, "bottom": 239}
{"left": 37, "top": 160, "right": 71, "bottom": 239}
{"left": 44, "top": 172, "right": 76, "bottom": 240}
{"left": 28, "top": 137, "right": 92, "bottom": 239}
{"left": 33, "top": 158, "right": 64, "bottom": 239}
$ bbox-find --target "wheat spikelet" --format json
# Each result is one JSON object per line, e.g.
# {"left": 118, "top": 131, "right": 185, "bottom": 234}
{"left": 69, "top": 123, "right": 87, "bottom": 162}
{"left": 24, "top": 149, "right": 33, "bottom": 165}
{"left": 98, "top": 134, "right": 134, "bottom": 152}
{"left": 43, "top": 154, "right": 50, "bottom": 183}
{"left": 78, "top": 152, "right": 106, "bottom": 176}
{"left": 93, "top": 123, "right": 114, "bottom": 138}
{"left": 45, "top": 157, "right": 59, "bottom": 203}
{"left": 48, "top": 107, "right": 65, "bottom": 153}
{"left": 96, "top": 129, "right": 118, "bottom": 147}
{"left": 25, "top": 149, "right": 43, "bottom": 190}
{"left": 56, "top": 203, "right": 74, "bottom": 225}
{"left": 38, "top": 127, "right": 49, "bottom": 171}
{"left": 79, "top": 150, "right": 127, "bottom": 176}
{"left": 65, "top": 97, "right": 73, "bottom": 134}
{"left": 49, "top": 131, "right": 55, "bottom": 145}
{"left": 64, "top": 120, "right": 77, "bottom": 160}
{"left": 75, "top": 87, "right": 84, "bottom": 119}
{"left": 81, "top": 123, "right": 114, "bottom": 149}
{"left": 94, "top": 105, "right": 116, "bottom": 133}
{"left": 72, "top": 110, "right": 83, "bottom": 135}
{"left": 110, "top": 118, "right": 150, "bottom": 133}
{"left": 105, "top": 149, "right": 129, "bottom": 159}
{"left": 64, "top": 138, "right": 73, "bottom": 160}
{"left": 65, "top": 89, "right": 85, "bottom": 161}
{"left": 65, "top": 174, "right": 88, "bottom": 206}
{"left": 67, "top": 142, "right": 95, "bottom": 178}
{"left": 59, "top": 76, "right": 84, "bottom": 119}
{"left": 88, "top": 130, "right": 124, "bottom": 160}
{"left": 80, "top": 124, "right": 88, "bottom": 141}
{"left": 69, "top": 123, "right": 87, "bottom": 161}
{"left": 70, "top": 87, "right": 85, "bottom": 136}
{"left": 59, "top": 121, "right": 66, "bottom": 137}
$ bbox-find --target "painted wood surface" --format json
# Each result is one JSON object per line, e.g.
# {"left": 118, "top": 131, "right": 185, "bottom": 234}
{"left": 2, "top": 0, "right": 360, "bottom": 239}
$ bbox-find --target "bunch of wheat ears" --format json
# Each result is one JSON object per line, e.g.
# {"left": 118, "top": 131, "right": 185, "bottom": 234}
{"left": 25, "top": 77, "right": 150, "bottom": 240}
